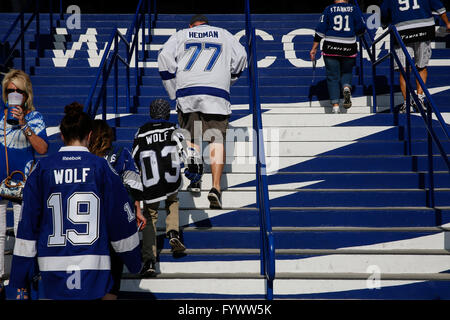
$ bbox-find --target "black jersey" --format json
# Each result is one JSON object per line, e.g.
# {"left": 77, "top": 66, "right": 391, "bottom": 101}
{"left": 132, "top": 121, "right": 181, "bottom": 204}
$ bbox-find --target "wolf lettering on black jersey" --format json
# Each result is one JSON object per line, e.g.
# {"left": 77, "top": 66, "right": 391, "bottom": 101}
{"left": 132, "top": 121, "right": 182, "bottom": 204}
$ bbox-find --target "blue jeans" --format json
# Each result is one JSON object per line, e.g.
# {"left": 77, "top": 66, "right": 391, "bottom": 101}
{"left": 324, "top": 56, "right": 355, "bottom": 105}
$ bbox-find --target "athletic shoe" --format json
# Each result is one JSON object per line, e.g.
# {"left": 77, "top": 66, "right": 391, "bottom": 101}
{"left": 398, "top": 101, "right": 407, "bottom": 113}
{"left": 167, "top": 230, "right": 186, "bottom": 253}
{"left": 332, "top": 105, "right": 340, "bottom": 114}
{"left": 140, "top": 259, "right": 157, "bottom": 278}
{"left": 417, "top": 94, "right": 427, "bottom": 112}
{"left": 208, "top": 187, "right": 222, "bottom": 209}
{"left": 343, "top": 87, "right": 352, "bottom": 109}
{"left": 398, "top": 100, "right": 418, "bottom": 113}
{"left": 187, "top": 181, "right": 201, "bottom": 193}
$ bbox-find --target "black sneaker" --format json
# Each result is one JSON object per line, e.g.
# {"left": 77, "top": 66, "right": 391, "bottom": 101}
{"left": 187, "top": 181, "right": 201, "bottom": 193}
{"left": 208, "top": 187, "right": 222, "bottom": 209}
{"left": 167, "top": 230, "right": 186, "bottom": 253}
{"left": 140, "top": 259, "right": 157, "bottom": 278}
{"left": 343, "top": 87, "right": 352, "bottom": 109}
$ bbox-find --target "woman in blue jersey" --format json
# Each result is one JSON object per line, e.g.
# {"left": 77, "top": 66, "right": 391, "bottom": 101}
{"left": 9, "top": 102, "right": 142, "bottom": 300}
{"left": 88, "top": 119, "right": 146, "bottom": 300}
{"left": 310, "top": 0, "right": 366, "bottom": 113}
{"left": 0, "top": 69, "right": 48, "bottom": 296}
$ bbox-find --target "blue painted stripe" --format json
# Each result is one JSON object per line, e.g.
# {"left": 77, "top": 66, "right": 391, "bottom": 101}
{"left": 176, "top": 86, "right": 230, "bottom": 102}
{"left": 159, "top": 71, "right": 176, "bottom": 80}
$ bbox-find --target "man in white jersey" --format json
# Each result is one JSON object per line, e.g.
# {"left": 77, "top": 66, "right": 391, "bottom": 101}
{"left": 158, "top": 14, "right": 247, "bottom": 208}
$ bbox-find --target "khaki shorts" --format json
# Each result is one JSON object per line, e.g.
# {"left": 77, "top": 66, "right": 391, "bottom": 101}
{"left": 177, "top": 111, "right": 229, "bottom": 144}
{"left": 394, "top": 41, "right": 431, "bottom": 70}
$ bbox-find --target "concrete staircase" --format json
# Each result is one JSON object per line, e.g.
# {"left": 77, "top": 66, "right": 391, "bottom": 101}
{"left": 1, "top": 12, "right": 450, "bottom": 299}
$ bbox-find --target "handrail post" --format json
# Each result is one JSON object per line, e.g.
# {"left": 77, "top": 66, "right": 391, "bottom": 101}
{"left": 36, "top": 0, "right": 40, "bottom": 63}
{"left": 426, "top": 103, "right": 435, "bottom": 208}
{"left": 50, "top": 0, "right": 54, "bottom": 34}
{"left": 358, "top": 38, "right": 363, "bottom": 86}
{"left": 114, "top": 35, "right": 119, "bottom": 127}
{"left": 102, "top": 65, "right": 107, "bottom": 121}
{"left": 60, "top": 0, "right": 63, "bottom": 20}
{"left": 20, "top": 13, "right": 25, "bottom": 71}
{"left": 405, "top": 58, "right": 412, "bottom": 156}
{"left": 370, "top": 42, "right": 377, "bottom": 113}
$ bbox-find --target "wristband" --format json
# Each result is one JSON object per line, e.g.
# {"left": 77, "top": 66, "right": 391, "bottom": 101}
{"left": 21, "top": 123, "right": 29, "bottom": 131}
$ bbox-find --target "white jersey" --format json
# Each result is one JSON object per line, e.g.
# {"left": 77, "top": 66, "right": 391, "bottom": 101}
{"left": 158, "top": 24, "right": 247, "bottom": 115}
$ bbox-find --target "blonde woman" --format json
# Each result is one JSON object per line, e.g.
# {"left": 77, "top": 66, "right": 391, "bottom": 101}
{"left": 0, "top": 69, "right": 48, "bottom": 293}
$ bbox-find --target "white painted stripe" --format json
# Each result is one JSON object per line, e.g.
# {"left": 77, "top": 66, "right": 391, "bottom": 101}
{"left": 276, "top": 254, "right": 450, "bottom": 274}
{"left": 121, "top": 278, "right": 266, "bottom": 295}
{"left": 38, "top": 255, "right": 111, "bottom": 272}
{"left": 111, "top": 232, "right": 140, "bottom": 253}
{"left": 13, "top": 238, "right": 37, "bottom": 258}
{"left": 273, "top": 279, "right": 422, "bottom": 295}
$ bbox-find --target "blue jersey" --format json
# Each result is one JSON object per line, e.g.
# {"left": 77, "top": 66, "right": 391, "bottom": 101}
{"left": 9, "top": 146, "right": 141, "bottom": 300}
{"left": 314, "top": 2, "right": 366, "bottom": 56}
{"left": 104, "top": 145, "right": 143, "bottom": 202}
{"left": 381, "top": 0, "right": 446, "bottom": 43}
{"left": 0, "top": 110, "right": 49, "bottom": 194}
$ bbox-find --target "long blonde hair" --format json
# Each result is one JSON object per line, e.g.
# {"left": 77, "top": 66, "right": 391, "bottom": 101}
{"left": 2, "top": 69, "right": 35, "bottom": 111}
{"left": 88, "top": 119, "right": 114, "bottom": 157}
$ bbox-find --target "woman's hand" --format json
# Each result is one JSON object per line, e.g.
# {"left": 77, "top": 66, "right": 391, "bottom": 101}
{"left": 310, "top": 48, "right": 317, "bottom": 61}
{"left": 10, "top": 105, "right": 27, "bottom": 126}
{"left": 135, "top": 201, "right": 147, "bottom": 230}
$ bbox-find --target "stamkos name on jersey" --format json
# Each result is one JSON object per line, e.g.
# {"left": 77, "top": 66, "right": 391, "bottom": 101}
{"left": 330, "top": 6, "right": 354, "bottom": 12}
{"left": 54, "top": 168, "right": 91, "bottom": 184}
{"left": 188, "top": 30, "right": 219, "bottom": 38}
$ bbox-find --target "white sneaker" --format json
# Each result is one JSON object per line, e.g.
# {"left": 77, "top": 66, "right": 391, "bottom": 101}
{"left": 417, "top": 93, "right": 426, "bottom": 111}
{"left": 332, "top": 105, "right": 340, "bottom": 114}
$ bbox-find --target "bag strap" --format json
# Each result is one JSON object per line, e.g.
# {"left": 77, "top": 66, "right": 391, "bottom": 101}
{"left": 3, "top": 109, "right": 9, "bottom": 176}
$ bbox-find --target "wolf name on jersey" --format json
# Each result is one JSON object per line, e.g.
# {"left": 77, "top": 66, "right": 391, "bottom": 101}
{"left": 9, "top": 146, "right": 141, "bottom": 300}
{"left": 132, "top": 121, "right": 182, "bottom": 204}
{"left": 158, "top": 24, "right": 247, "bottom": 115}
{"left": 314, "top": 2, "right": 366, "bottom": 57}
{"left": 381, "top": 0, "right": 447, "bottom": 43}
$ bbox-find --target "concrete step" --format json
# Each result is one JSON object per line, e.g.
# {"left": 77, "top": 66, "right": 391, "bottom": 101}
{"left": 169, "top": 189, "right": 450, "bottom": 209}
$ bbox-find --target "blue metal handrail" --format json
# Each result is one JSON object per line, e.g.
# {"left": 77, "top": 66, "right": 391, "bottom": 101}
{"left": 0, "top": 0, "right": 63, "bottom": 73}
{"left": 245, "top": 0, "right": 275, "bottom": 300}
{"left": 357, "top": 16, "right": 450, "bottom": 208}
{"left": 84, "top": 0, "right": 155, "bottom": 119}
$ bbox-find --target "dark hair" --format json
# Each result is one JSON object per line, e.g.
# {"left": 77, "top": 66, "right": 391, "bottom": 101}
{"left": 59, "top": 102, "right": 92, "bottom": 144}
{"left": 190, "top": 14, "right": 208, "bottom": 26}
{"left": 88, "top": 119, "right": 114, "bottom": 157}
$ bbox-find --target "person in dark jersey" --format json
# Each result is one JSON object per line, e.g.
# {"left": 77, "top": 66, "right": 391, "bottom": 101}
{"left": 310, "top": 0, "right": 366, "bottom": 113}
{"left": 132, "top": 99, "right": 202, "bottom": 277}
{"left": 381, "top": 0, "right": 450, "bottom": 112}
{"left": 9, "top": 102, "right": 141, "bottom": 300}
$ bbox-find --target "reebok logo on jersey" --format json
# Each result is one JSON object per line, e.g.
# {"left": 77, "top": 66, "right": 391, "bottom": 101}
{"left": 62, "top": 156, "right": 82, "bottom": 160}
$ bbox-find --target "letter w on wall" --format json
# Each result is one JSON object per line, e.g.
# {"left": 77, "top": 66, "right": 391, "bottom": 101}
{"left": 52, "top": 28, "right": 127, "bottom": 67}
